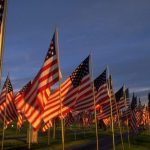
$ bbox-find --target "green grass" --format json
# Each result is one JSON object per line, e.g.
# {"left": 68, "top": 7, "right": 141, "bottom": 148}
{"left": 1, "top": 124, "right": 150, "bottom": 150}
{"left": 0, "top": 126, "right": 102, "bottom": 149}
{"left": 111, "top": 130, "right": 150, "bottom": 150}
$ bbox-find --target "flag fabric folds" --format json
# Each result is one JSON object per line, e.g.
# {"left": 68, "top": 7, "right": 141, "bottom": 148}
{"left": 15, "top": 32, "right": 60, "bottom": 130}
{"left": 94, "top": 69, "right": 110, "bottom": 106}
{"left": 0, "top": 76, "right": 17, "bottom": 127}
{"left": 43, "top": 56, "right": 90, "bottom": 123}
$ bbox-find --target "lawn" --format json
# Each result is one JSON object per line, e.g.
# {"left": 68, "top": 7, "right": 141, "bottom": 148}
{"left": 0, "top": 123, "right": 150, "bottom": 150}
{"left": 112, "top": 130, "right": 150, "bottom": 150}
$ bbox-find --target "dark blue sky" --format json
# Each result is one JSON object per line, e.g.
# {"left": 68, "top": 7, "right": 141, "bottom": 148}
{"left": 2, "top": 0, "right": 150, "bottom": 102}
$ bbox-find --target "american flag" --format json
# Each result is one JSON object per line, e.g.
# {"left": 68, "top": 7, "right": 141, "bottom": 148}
{"left": 73, "top": 74, "right": 93, "bottom": 112}
{"left": 43, "top": 56, "right": 90, "bottom": 123}
{"left": 17, "top": 112, "right": 24, "bottom": 129}
{"left": 15, "top": 81, "right": 31, "bottom": 128}
{"left": 0, "top": 76, "right": 18, "bottom": 125}
{"left": 129, "top": 108, "right": 138, "bottom": 133}
{"left": 65, "top": 112, "right": 74, "bottom": 127}
{"left": 15, "top": 31, "right": 60, "bottom": 130}
{"left": 15, "top": 81, "right": 31, "bottom": 111}
{"left": 42, "top": 120, "right": 53, "bottom": 132}
{"left": 94, "top": 69, "right": 110, "bottom": 106}
{"left": 97, "top": 85, "right": 129, "bottom": 121}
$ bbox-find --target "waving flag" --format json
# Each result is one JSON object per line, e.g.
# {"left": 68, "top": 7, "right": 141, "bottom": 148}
{"left": 94, "top": 69, "right": 110, "bottom": 106}
{"left": 0, "top": 76, "right": 17, "bottom": 126}
{"left": 15, "top": 31, "right": 61, "bottom": 130}
{"left": 43, "top": 56, "right": 90, "bottom": 123}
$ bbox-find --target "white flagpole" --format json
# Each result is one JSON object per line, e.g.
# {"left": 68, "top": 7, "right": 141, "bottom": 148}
{"left": 28, "top": 123, "right": 31, "bottom": 149}
{"left": 109, "top": 74, "right": 124, "bottom": 150}
{"left": 0, "top": 0, "right": 8, "bottom": 87}
{"left": 1, "top": 1, "right": 8, "bottom": 148}
{"left": 90, "top": 52, "right": 99, "bottom": 150}
{"left": 123, "top": 85, "right": 131, "bottom": 148}
{"left": 1, "top": 75, "right": 9, "bottom": 150}
{"left": 107, "top": 66, "right": 115, "bottom": 150}
{"left": 55, "top": 27, "right": 65, "bottom": 150}
{"left": 1, "top": 101, "right": 7, "bottom": 150}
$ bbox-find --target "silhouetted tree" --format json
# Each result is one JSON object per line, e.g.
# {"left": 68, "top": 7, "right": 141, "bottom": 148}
{"left": 131, "top": 93, "right": 137, "bottom": 110}
{"left": 148, "top": 93, "right": 150, "bottom": 115}
{"left": 138, "top": 97, "right": 142, "bottom": 108}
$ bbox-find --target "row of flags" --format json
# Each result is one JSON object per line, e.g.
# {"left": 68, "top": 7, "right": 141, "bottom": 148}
{"left": 0, "top": 2, "right": 149, "bottom": 133}
{"left": 0, "top": 30, "right": 148, "bottom": 134}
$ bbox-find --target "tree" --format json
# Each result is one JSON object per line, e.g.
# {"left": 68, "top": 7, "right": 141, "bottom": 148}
{"left": 131, "top": 93, "right": 137, "bottom": 110}
{"left": 138, "top": 97, "right": 142, "bottom": 108}
{"left": 148, "top": 92, "right": 150, "bottom": 115}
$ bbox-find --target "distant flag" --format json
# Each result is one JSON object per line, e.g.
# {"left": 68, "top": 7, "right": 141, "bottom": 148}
{"left": 115, "top": 87, "right": 124, "bottom": 102}
{"left": 123, "top": 91, "right": 137, "bottom": 133}
{"left": 0, "top": 76, "right": 18, "bottom": 126}
{"left": 65, "top": 112, "right": 74, "bottom": 127}
{"left": 43, "top": 56, "right": 90, "bottom": 123}
{"left": 94, "top": 69, "right": 110, "bottom": 106}
{"left": 97, "top": 86, "right": 128, "bottom": 121}
{"left": 129, "top": 108, "right": 138, "bottom": 133}
{"left": 15, "top": 81, "right": 31, "bottom": 112}
{"left": 73, "top": 59, "right": 93, "bottom": 112}
{"left": 15, "top": 31, "right": 61, "bottom": 130}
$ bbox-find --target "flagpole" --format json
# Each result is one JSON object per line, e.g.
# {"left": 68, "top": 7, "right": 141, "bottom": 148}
{"left": 1, "top": 75, "right": 9, "bottom": 150}
{"left": 1, "top": 100, "right": 7, "bottom": 150}
{"left": 48, "top": 128, "right": 50, "bottom": 145}
{"left": 107, "top": 66, "right": 115, "bottom": 150}
{"left": 28, "top": 123, "right": 31, "bottom": 149}
{"left": 53, "top": 119, "right": 56, "bottom": 140}
{"left": 110, "top": 75, "right": 124, "bottom": 150}
{"left": 1, "top": 1, "right": 8, "bottom": 148}
{"left": 123, "top": 85, "right": 131, "bottom": 149}
{"left": 55, "top": 28, "right": 65, "bottom": 150}
{"left": 90, "top": 53, "right": 99, "bottom": 150}
{"left": 0, "top": 0, "right": 8, "bottom": 87}
{"left": 114, "top": 98, "right": 124, "bottom": 150}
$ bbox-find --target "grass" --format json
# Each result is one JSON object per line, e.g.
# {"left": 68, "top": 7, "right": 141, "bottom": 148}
{"left": 111, "top": 130, "right": 150, "bottom": 150}
{"left": 0, "top": 123, "right": 150, "bottom": 150}
{"left": 0, "top": 125, "right": 102, "bottom": 149}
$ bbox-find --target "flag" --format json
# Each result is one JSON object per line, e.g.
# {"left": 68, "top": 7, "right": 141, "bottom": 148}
{"left": 97, "top": 85, "right": 128, "bottom": 121}
{"left": 43, "top": 56, "right": 90, "bottom": 123}
{"left": 0, "top": 76, "right": 18, "bottom": 125}
{"left": 94, "top": 69, "right": 110, "bottom": 106}
{"left": 15, "top": 81, "right": 31, "bottom": 111}
{"left": 17, "top": 112, "right": 24, "bottom": 129}
{"left": 73, "top": 71, "right": 93, "bottom": 112}
{"left": 129, "top": 108, "right": 138, "bottom": 133}
{"left": 115, "top": 86, "right": 129, "bottom": 110}
{"left": 65, "top": 112, "right": 74, "bottom": 127}
{"left": 15, "top": 31, "right": 61, "bottom": 130}
{"left": 42, "top": 120, "right": 53, "bottom": 132}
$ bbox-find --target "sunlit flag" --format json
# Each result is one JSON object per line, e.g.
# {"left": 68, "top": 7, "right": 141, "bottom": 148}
{"left": 0, "top": 76, "right": 18, "bottom": 128}
{"left": 43, "top": 56, "right": 90, "bottom": 123}
{"left": 15, "top": 31, "right": 61, "bottom": 130}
